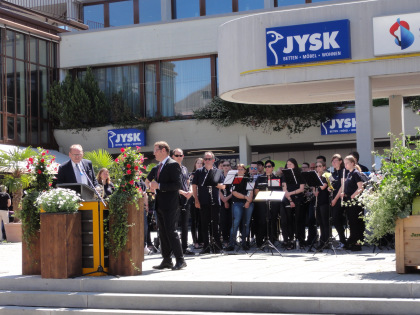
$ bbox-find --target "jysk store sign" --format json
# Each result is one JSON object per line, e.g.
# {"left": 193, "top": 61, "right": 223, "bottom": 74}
{"left": 108, "top": 128, "right": 146, "bottom": 148}
{"left": 266, "top": 19, "right": 351, "bottom": 66}
{"left": 321, "top": 113, "right": 356, "bottom": 135}
{"left": 373, "top": 12, "right": 420, "bottom": 56}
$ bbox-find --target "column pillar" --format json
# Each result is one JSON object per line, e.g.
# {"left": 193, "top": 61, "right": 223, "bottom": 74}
{"left": 161, "top": 0, "right": 172, "bottom": 21}
{"left": 264, "top": 0, "right": 275, "bottom": 9}
{"left": 388, "top": 95, "right": 405, "bottom": 146}
{"left": 239, "top": 135, "right": 251, "bottom": 165}
{"left": 354, "top": 75, "right": 374, "bottom": 170}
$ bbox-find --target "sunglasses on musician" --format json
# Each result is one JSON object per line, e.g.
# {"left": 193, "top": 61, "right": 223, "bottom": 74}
{"left": 204, "top": 158, "right": 213, "bottom": 161}
{"left": 173, "top": 154, "right": 184, "bottom": 157}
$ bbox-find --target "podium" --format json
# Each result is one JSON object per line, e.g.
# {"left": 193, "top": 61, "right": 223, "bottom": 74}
{"left": 58, "top": 183, "right": 109, "bottom": 276}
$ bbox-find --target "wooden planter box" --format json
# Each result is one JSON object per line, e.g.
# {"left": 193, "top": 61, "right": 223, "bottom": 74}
{"left": 109, "top": 199, "right": 144, "bottom": 276}
{"left": 40, "top": 212, "right": 82, "bottom": 279}
{"left": 22, "top": 231, "right": 41, "bottom": 275}
{"left": 395, "top": 215, "right": 420, "bottom": 274}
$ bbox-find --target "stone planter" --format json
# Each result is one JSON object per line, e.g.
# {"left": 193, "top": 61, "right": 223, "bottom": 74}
{"left": 395, "top": 215, "right": 420, "bottom": 274}
{"left": 22, "top": 231, "right": 41, "bottom": 275}
{"left": 109, "top": 199, "right": 144, "bottom": 276}
{"left": 4, "top": 223, "right": 22, "bottom": 242}
{"left": 40, "top": 212, "right": 82, "bottom": 279}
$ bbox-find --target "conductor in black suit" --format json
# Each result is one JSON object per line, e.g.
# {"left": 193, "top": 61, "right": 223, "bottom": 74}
{"left": 148, "top": 141, "right": 186, "bottom": 271}
{"left": 56, "top": 144, "right": 98, "bottom": 188}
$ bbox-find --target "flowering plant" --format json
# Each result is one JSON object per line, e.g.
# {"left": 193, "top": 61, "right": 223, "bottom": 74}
{"left": 26, "top": 148, "right": 56, "bottom": 191}
{"left": 350, "top": 131, "right": 420, "bottom": 243}
{"left": 36, "top": 188, "right": 83, "bottom": 213}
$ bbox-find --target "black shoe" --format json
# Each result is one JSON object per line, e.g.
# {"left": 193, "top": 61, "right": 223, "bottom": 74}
{"left": 152, "top": 261, "right": 173, "bottom": 270}
{"left": 172, "top": 260, "right": 187, "bottom": 270}
{"left": 184, "top": 249, "right": 195, "bottom": 255}
{"left": 225, "top": 245, "right": 235, "bottom": 251}
{"left": 199, "top": 247, "right": 210, "bottom": 254}
{"left": 350, "top": 244, "right": 362, "bottom": 251}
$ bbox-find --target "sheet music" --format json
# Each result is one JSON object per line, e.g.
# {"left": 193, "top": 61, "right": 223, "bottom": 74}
{"left": 254, "top": 190, "right": 285, "bottom": 201}
{"left": 223, "top": 170, "right": 238, "bottom": 185}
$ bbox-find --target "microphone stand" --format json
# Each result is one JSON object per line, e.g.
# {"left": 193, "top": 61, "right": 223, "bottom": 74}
{"left": 79, "top": 164, "right": 117, "bottom": 277}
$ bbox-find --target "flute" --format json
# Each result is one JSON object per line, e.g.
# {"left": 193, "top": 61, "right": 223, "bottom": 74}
{"left": 341, "top": 168, "right": 345, "bottom": 204}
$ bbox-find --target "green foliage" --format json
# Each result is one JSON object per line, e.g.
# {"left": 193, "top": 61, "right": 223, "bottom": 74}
{"left": 84, "top": 149, "right": 114, "bottom": 176}
{"left": 408, "top": 96, "right": 420, "bottom": 115}
{"left": 110, "top": 91, "right": 138, "bottom": 127}
{"left": 193, "top": 97, "right": 337, "bottom": 134}
{"left": 44, "top": 68, "right": 110, "bottom": 131}
{"left": 353, "top": 130, "right": 420, "bottom": 243}
{"left": 21, "top": 190, "right": 41, "bottom": 250}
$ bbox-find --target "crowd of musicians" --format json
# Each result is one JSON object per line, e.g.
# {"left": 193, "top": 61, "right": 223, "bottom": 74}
{"left": 143, "top": 149, "right": 369, "bottom": 255}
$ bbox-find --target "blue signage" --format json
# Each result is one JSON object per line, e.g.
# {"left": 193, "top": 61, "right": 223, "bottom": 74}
{"left": 321, "top": 113, "right": 356, "bottom": 135}
{"left": 108, "top": 128, "right": 146, "bottom": 148}
{"left": 266, "top": 19, "right": 351, "bottom": 66}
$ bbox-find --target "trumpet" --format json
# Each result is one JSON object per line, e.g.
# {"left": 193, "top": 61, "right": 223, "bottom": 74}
{"left": 322, "top": 172, "right": 335, "bottom": 191}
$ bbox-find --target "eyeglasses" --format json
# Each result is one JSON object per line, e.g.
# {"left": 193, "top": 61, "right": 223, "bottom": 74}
{"left": 173, "top": 154, "right": 183, "bottom": 157}
{"left": 204, "top": 158, "right": 213, "bottom": 161}
{"left": 250, "top": 167, "right": 257, "bottom": 170}
{"left": 71, "top": 153, "right": 83, "bottom": 157}
{"left": 265, "top": 165, "right": 273, "bottom": 168}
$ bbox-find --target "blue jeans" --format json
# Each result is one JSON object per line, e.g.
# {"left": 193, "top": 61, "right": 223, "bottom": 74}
{"left": 229, "top": 201, "right": 254, "bottom": 246}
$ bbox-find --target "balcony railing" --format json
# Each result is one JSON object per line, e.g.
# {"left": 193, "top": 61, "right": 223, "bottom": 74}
{"left": 2, "top": 0, "right": 83, "bottom": 23}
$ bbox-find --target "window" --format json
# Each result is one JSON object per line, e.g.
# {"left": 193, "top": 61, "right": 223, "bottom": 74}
{"left": 238, "top": 0, "right": 264, "bottom": 12}
{"left": 173, "top": 0, "right": 200, "bottom": 19}
{"left": 160, "top": 58, "right": 212, "bottom": 116}
{"left": 276, "top": 0, "right": 306, "bottom": 6}
{"left": 109, "top": 0, "right": 134, "bottom": 27}
{"left": 139, "top": 0, "right": 161, "bottom": 23}
{"left": 206, "top": 0, "right": 232, "bottom": 16}
{"left": 84, "top": 4, "right": 105, "bottom": 29}
{"left": 145, "top": 63, "right": 157, "bottom": 117}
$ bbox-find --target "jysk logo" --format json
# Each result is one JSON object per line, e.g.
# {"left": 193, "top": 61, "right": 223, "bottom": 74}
{"left": 266, "top": 19, "right": 351, "bottom": 66}
{"left": 108, "top": 128, "right": 146, "bottom": 148}
{"left": 321, "top": 113, "right": 356, "bottom": 135}
{"left": 389, "top": 18, "right": 414, "bottom": 50}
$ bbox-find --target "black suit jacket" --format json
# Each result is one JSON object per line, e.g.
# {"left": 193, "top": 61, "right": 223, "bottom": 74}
{"left": 154, "top": 157, "right": 182, "bottom": 210}
{"left": 57, "top": 159, "right": 98, "bottom": 188}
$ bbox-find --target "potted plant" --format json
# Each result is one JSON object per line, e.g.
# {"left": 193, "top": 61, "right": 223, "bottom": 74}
{"left": 36, "top": 188, "right": 84, "bottom": 278}
{"left": 353, "top": 130, "right": 420, "bottom": 273}
{"left": 108, "top": 147, "right": 145, "bottom": 276}
{"left": 0, "top": 146, "right": 34, "bottom": 242}
{"left": 20, "top": 148, "right": 56, "bottom": 275}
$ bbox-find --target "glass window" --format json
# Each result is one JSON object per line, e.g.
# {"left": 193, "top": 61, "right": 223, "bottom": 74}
{"left": 16, "top": 61, "right": 26, "bottom": 115}
{"left": 6, "top": 30, "right": 15, "bottom": 57}
{"left": 174, "top": 0, "right": 200, "bottom": 19}
{"left": 84, "top": 4, "right": 105, "bottom": 29}
{"left": 238, "top": 0, "right": 264, "bottom": 11}
{"left": 145, "top": 64, "right": 157, "bottom": 117}
{"left": 109, "top": 0, "right": 134, "bottom": 27}
{"left": 7, "top": 117, "right": 14, "bottom": 140}
{"left": 276, "top": 0, "right": 305, "bottom": 6}
{"left": 206, "top": 0, "right": 232, "bottom": 16}
{"left": 39, "top": 40, "right": 47, "bottom": 66}
{"left": 30, "top": 37, "right": 37, "bottom": 64}
{"left": 39, "top": 66, "right": 48, "bottom": 119}
{"left": 41, "top": 121, "right": 49, "bottom": 144}
{"left": 0, "top": 114, "right": 3, "bottom": 140}
{"left": 160, "top": 58, "right": 212, "bottom": 116}
{"left": 16, "top": 32, "right": 25, "bottom": 60}
{"left": 31, "top": 64, "right": 39, "bottom": 118}
{"left": 139, "top": 0, "right": 161, "bottom": 23}
{"left": 6, "top": 58, "right": 15, "bottom": 113}
{"left": 17, "top": 117, "right": 26, "bottom": 143}
{"left": 31, "top": 118, "right": 38, "bottom": 145}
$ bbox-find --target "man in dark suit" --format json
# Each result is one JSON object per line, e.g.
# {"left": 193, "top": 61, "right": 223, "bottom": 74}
{"left": 57, "top": 144, "right": 98, "bottom": 188}
{"left": 149, "top": 141, "right": 186, "bottom": 271}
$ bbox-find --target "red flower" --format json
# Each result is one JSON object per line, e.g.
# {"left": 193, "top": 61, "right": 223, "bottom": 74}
{"left": 129, "top": 180, "right": 134, "bottom": 185}
{"left": 37, "top": 170, "right": 42, "bottom": 174}
{"left": 121, "top": 148, "right": 125, "bottom": 152}
{"left": 41, "top": 152, "right": 46, "bottom": 156}
{"left": 127, "top": 170, "right": 132, "bottom": 175}
{"left": 28, "top": 157, "right": 34, "bottom": 164}
{"left": 124, "top": 154, "right": 127, "bottom": 157}
{"left": 126, "top": 164, "right": 131, "bottom": 169}
{"left": 134, "top": 166, "right": 139, "bottom": 171}
{"left": 46, "top": 150, "right": 49, "bottom": 154}
{"left": 115, "top": 158, "right": 119, "bottom": 163}
{"left": 48, "top": 183, "right": 52, "bottom": 186}
{"left": 40, "top": 158, "right": 45, "bottom": 163}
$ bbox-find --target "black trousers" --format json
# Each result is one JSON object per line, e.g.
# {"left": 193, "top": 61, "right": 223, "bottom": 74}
{"left": 200, "top": 203, "right": 222, "bottom": 248}
{"left": 332, "top": 200, "right": 347, "bottom": 244}
{"left": 219, "top": 202, "right": 232, "bottom": 243}
{"left": 316, "top": 203, "right": 329, "bottom": 245}
{"left": 189, "top": 199, "right": 202, "bottom": 245}
{"left": 305, "top": 199, "right": 317, "bottom": 245}
{"left": 255, "top": 201, "right": 280, "bottom": 246}
{"left": 156, "top": 205, "right": 183, "bottom": 261}
{"left": 178, "top": 196, "right": 190, "bottom": 251}
{"left": 346, "top": 204, "right": 365, "bottom": 245}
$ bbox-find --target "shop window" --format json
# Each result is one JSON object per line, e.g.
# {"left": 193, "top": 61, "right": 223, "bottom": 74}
{"left": 17, "top": 116, "right": 26, "bottom": 143}
{"left": 109, "top": 0, "right": 134, "bottom": 27}
{"left": 84, "top": 4, "right": 105, "bottom": 29}
{"left": 238, "top": 0, "right": 264, "bottom": 11}
{"left": 145, "top": 63, "right": 157, "bottom": 117}
{"left": 206, "top": 0, "right": 232, "bottom": 16}
{"left": 139, "top": 0, "right": 161, "bottom": 23}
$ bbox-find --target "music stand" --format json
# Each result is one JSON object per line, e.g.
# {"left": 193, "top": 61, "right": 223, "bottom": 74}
{"left": 250, "top": 190, "right": 285, "bottom": 257}
{"left": 201, "top": 168, "right": 224, "bottom": 255}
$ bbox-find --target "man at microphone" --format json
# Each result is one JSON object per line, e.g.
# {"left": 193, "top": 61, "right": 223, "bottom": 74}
{"left": 57, "top": 144, "right": 98, "bottom": 188}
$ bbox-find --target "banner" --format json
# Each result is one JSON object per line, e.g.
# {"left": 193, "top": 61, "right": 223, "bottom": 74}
{"left": 108, "top": 128, "right": 146, "bottom": 148}
{"left": 321, "top": 113, "right": 356, "bottom": 135}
